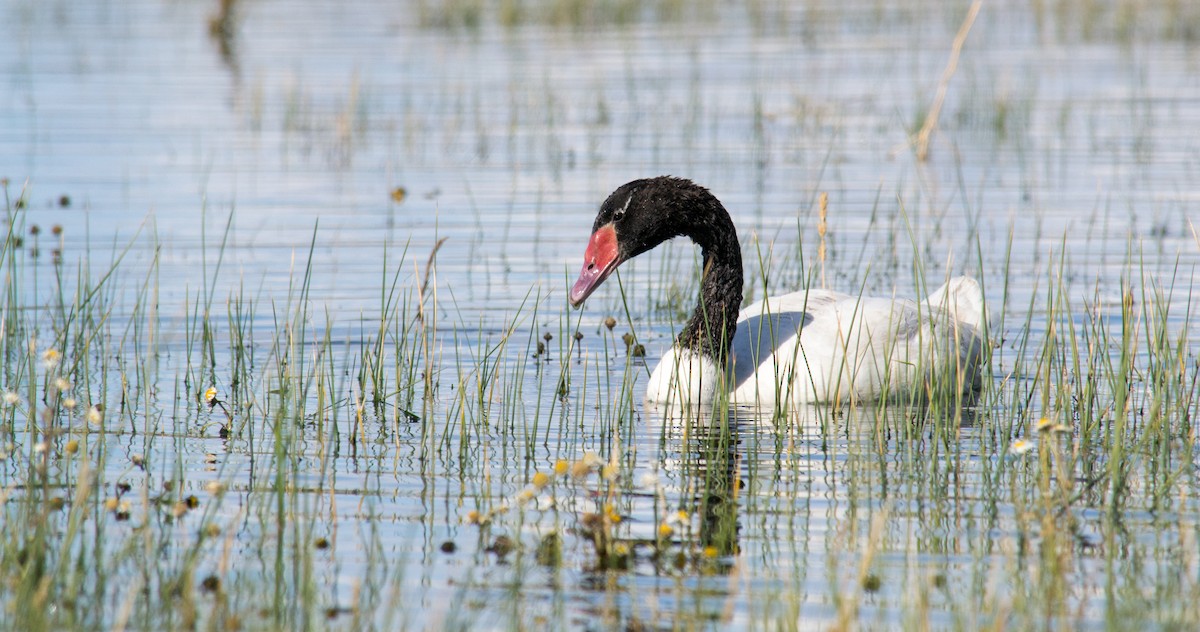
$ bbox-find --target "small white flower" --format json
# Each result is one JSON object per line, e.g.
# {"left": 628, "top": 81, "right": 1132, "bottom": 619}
{"left": 1034, "top": 416, "right": 1070, "bottom": 433}
{"left": 638, "top": 472, "right": 660, "bottom": 489}
{"left": 205, "top": 481, "right": 225, "bottom": 495}
{"left": 62, "top": 397, "right": 77, "bottom": 410}
{"left": 54, "top": 377, "right": 71, "bottom": 392}
{"left": 86, "top": 405, "right": 104, "bottom": 425}
{"left": 41, "top": 349, "right": 61, "bottom": 370}
{"left": 3, "top": 392, "right": 18, "bottom": 405}
{"left": 1009, "top": 439, "right": 1034, "bottom": 456}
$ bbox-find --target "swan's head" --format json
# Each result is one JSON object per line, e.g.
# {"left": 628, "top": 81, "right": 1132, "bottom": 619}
{"left": 569, "top": 176, "right": 714, "bottom": 307}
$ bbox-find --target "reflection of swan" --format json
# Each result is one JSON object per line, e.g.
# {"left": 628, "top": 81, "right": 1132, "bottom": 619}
{"left": 640, "top": 401, "right": 746, "bottom": 558}
{"left": 569, "top": 176, "right": 985, "bottom": 406}
{"left": 642, "top": 400, "right": 825, "bottom": 431}
{"left": 641, "top": 400, "right": 836, "bottom": 441}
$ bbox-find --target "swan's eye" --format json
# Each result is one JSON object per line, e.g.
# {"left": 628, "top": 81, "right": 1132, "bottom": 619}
{"left": 612, "top": 192, "right": 634, "bottom": 222}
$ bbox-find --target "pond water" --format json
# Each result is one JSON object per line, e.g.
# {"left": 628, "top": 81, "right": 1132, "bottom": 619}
{"left": 2, "top": 0, "right": 1199, "bottom": 629}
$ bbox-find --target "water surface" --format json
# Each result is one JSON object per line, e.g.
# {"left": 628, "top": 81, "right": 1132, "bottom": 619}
{"left": 2, "top": 0, "right": 1199, "bottom": 629}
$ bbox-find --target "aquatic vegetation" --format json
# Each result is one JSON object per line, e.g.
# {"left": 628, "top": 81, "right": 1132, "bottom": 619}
{"left": 1, "top": 1, "right": 1199, "bottom": 629}
{"left": 0, "top": 172, "right": 1196, "bottom": 629}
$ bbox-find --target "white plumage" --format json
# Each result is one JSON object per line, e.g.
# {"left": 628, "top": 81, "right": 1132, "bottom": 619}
{"left": 646, "top": 277, "right": 985, "bottom": 405}
{"left": 569, "top": 177, "right": 986, "bottom": 407}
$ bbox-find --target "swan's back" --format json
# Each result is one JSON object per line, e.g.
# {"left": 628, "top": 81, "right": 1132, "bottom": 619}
{"left": 646, "top": 277, "right": 985, "bottom": 405}
{"left": 730, "top": 276, "right": 984, "bottom": 404}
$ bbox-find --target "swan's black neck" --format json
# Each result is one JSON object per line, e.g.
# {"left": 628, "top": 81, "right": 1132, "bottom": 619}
{"left": 672, "top": 189, "right": 743, "bottom": 365}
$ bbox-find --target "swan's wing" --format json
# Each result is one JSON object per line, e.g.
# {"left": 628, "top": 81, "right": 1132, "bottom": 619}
{"left": 730, "top": 290, "right": 848, "bottom": 395}
{"left": 734, "top": 289, "right": 848, "bottom": 358}
{"left": 843, "top": 296, "right": 921, "bottom": 341}
{"left": 837, "top": 294, "right": 982, "bottom": 394}
{"left": 742, "top": 292, "right": 922, "bottom": 352}
{"left": 737, "top": 288, "right": 849, "bottom": 323}
{"left": 727, "top": 284, "right": 985, "bottom": 404}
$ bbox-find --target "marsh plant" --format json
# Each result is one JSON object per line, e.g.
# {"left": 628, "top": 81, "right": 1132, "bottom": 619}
{"left": 0, "top": 175, "right": 1197, "bottom": 630}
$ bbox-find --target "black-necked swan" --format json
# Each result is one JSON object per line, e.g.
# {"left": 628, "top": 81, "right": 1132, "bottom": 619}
{"left": 568, "top": 176, "right": 985, "bottom": 406}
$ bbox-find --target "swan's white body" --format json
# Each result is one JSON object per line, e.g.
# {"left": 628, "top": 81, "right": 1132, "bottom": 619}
{"left": 646, "top": 277, "right": 985, "bottom": 406}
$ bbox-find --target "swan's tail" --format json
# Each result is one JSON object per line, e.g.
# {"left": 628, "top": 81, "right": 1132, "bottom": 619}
{"left": 926, "top": 276, "right": 985, "bottom": 330}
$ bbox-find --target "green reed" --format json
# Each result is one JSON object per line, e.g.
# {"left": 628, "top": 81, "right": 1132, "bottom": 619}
{"left": 1, "top": 163, "right": 1199, "bottom": 631}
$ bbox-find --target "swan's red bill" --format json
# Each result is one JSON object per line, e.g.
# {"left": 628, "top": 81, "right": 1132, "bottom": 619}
{"left": 569, "top": 224, "right": 620, "bottom": 307}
